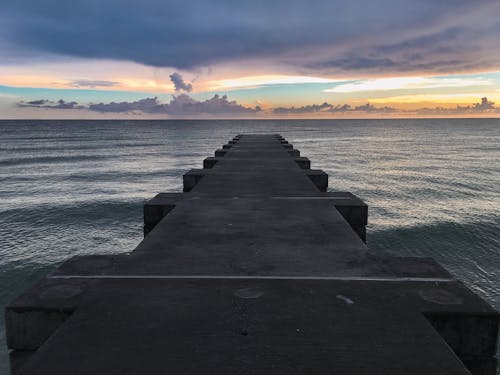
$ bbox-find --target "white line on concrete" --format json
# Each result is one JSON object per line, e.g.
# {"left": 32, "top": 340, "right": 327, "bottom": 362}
{"left": 48, "top": 275, "right": 454, "bottom": 282}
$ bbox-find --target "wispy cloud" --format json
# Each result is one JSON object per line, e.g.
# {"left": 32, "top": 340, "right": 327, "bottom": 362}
{"left": 324, "top": 77, "right": 492, "bottom": 93}
{"left": 68, "top": 79, "right": 119, "bottom": 88}
{"left": 369, "top": 92, "right": 497, "bottom": 104}
{"left": 210, "top": 75, "right": 341, "bottom": 90}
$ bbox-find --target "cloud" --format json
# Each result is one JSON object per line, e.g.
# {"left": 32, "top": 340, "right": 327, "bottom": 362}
{"left": 474, "top": 97, "right": 495, "bottom": 110}
{"left": 164, "top": 94, "right": 259, "bottom": 115}
{"left": 17, "top": 99, "right": 82, "bottom": 109}
{"left": 211, "top": 75, "right": 341, "bottom": 90}
{"left": 273, "top": 102, "right": 395, "bottom": 114}
{"left": 416, "top": 97, "right": 497, "bottom": 114}
{"left": 24, "top": 99, "right": 49, "bottom": 106}
{"left": 273, "top": 97, "right": 499, "bottom": 115}
{"left": 275, "top": 97, "right": 500, "bottom": 115}
{"left": 352, "top": 103, "right": 395, "bottom": 113}
{"left": 329, "top": 104, "right": 352, "bottom": 113}
{"left": 311, "top": 57, "right": 398, "bottom": 71}
{"left": 16, "top": 95, "right": 498, "bottom": 117}
{"left": 68, "top": 79, "right": 118, "bottom": 88}
{"left": 324, "top": 77, "right": 492, "bottom": 93}
{"left": 302, "top": 14, "right": 500, "bottom": 76}
{"left": 88, "top": 97, "right": 166, "bottom": 113}
{"left": 23, "top": 94, "right": 261, "bottom": 115}
{"left": 273, "top": 102, "right": 333, "bottom": 114}
{"left": 1, "top": 0, "right": 499, "bottom": 77}
{"left": 169, "top": 72, "right": 192, "bottom": 92}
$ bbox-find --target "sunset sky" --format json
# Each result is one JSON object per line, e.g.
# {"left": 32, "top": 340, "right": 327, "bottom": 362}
{"left": 1, "top": 0, "right": 500, "bottom": 118}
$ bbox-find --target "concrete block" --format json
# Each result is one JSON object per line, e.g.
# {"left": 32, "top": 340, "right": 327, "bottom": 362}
{"left": 462, "top": 357, "right": 497, "bottom": 375}
{"left": 203, "top": 157, "right": 218, "bottom": 169}
{"left": 143, "top": 193, "right": 183, "bottom": 235}
{"left": 183, "top": 169, "right": 205, "bottom": 192}
{"left": 330, "top": 192, "right": 368, "bottom": 226}
{"left": 350, "top": 225, "right": 366, "bottom": 242}
{"left": 425, "top": 312, "right": 499, "bottom": 357}
{"left": 6, "top": 279, "right": 87, "bottom": 350}
{"left": 422, "top": 286, "right": 499, "bottom": 375}
{"left": 294, "top": 157, "right": 310, "bottom": 169}
{"left": 328, "top": 192, "right": 368, "bottom": 241}
{"left": 9, "top": 350, "right": 34, "bottom": 375}
{"left": 215, "top": 149, "right": 227, "bottom": 157}
{"left": 6, "top": 310, "right": 71, "bottom": 350}
{"left": 305, "top": 170, "right": 328, "bottom": 191}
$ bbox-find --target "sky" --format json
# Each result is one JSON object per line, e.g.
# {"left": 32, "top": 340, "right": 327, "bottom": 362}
{"left": 1, "top": 0, "right": 500, "bottom": 118}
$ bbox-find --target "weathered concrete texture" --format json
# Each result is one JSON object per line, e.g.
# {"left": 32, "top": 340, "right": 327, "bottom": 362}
{"left": 144, "top": 192, "right": 365, "bottom": 240}
{"left": 9, "top": 279, "right": 495, "bottom": 375}
{"left": 5, "top": 134, "right": 498, "bottom": 375}
{"left": 6, "top": 278, "right": 89, "bottom": 350}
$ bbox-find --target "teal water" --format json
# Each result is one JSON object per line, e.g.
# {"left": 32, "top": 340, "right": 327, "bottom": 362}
{"left": 1, "top": 119, "right": 499, "bottom": 372}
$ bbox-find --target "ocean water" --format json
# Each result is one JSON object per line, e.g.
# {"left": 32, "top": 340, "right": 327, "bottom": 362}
{"left": 0, "top": 119, "right": 499, "bottom": 372}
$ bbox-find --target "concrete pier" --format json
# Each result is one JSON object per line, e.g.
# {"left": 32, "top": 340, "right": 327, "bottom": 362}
{"left": 5, "top": 134, "right": 498, "bottom": 374}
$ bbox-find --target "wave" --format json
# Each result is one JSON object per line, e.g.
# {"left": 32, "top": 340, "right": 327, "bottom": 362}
{"left": 368, "top": 219, "right": 500, "bottom": 302}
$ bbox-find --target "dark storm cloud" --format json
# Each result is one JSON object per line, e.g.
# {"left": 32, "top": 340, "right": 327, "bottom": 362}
{"left": 169, "top": 72, "right": 192, "bottom": 92}
{"left": 306, "top": 20, "right": 500, "bottom": 75}
{"left": 310, "top": 58, "right": 398, "bottom": 71}
{"left": 18, "top": 99, "right": 82, "bottom": 109}
{"left": 1, "top": 0, "right": 499, "bottom": 74}
{"left": 25, "top": 99, "right": 49, "bottom": 106}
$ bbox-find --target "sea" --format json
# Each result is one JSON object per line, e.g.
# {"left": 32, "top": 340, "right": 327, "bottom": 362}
{"left": 1, "top": 119, "right": 499, "bottom": 372}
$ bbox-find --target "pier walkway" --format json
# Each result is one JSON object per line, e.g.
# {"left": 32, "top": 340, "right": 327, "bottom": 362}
{"left": 5, "top": 134, "right": 498, "bottom": 374}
